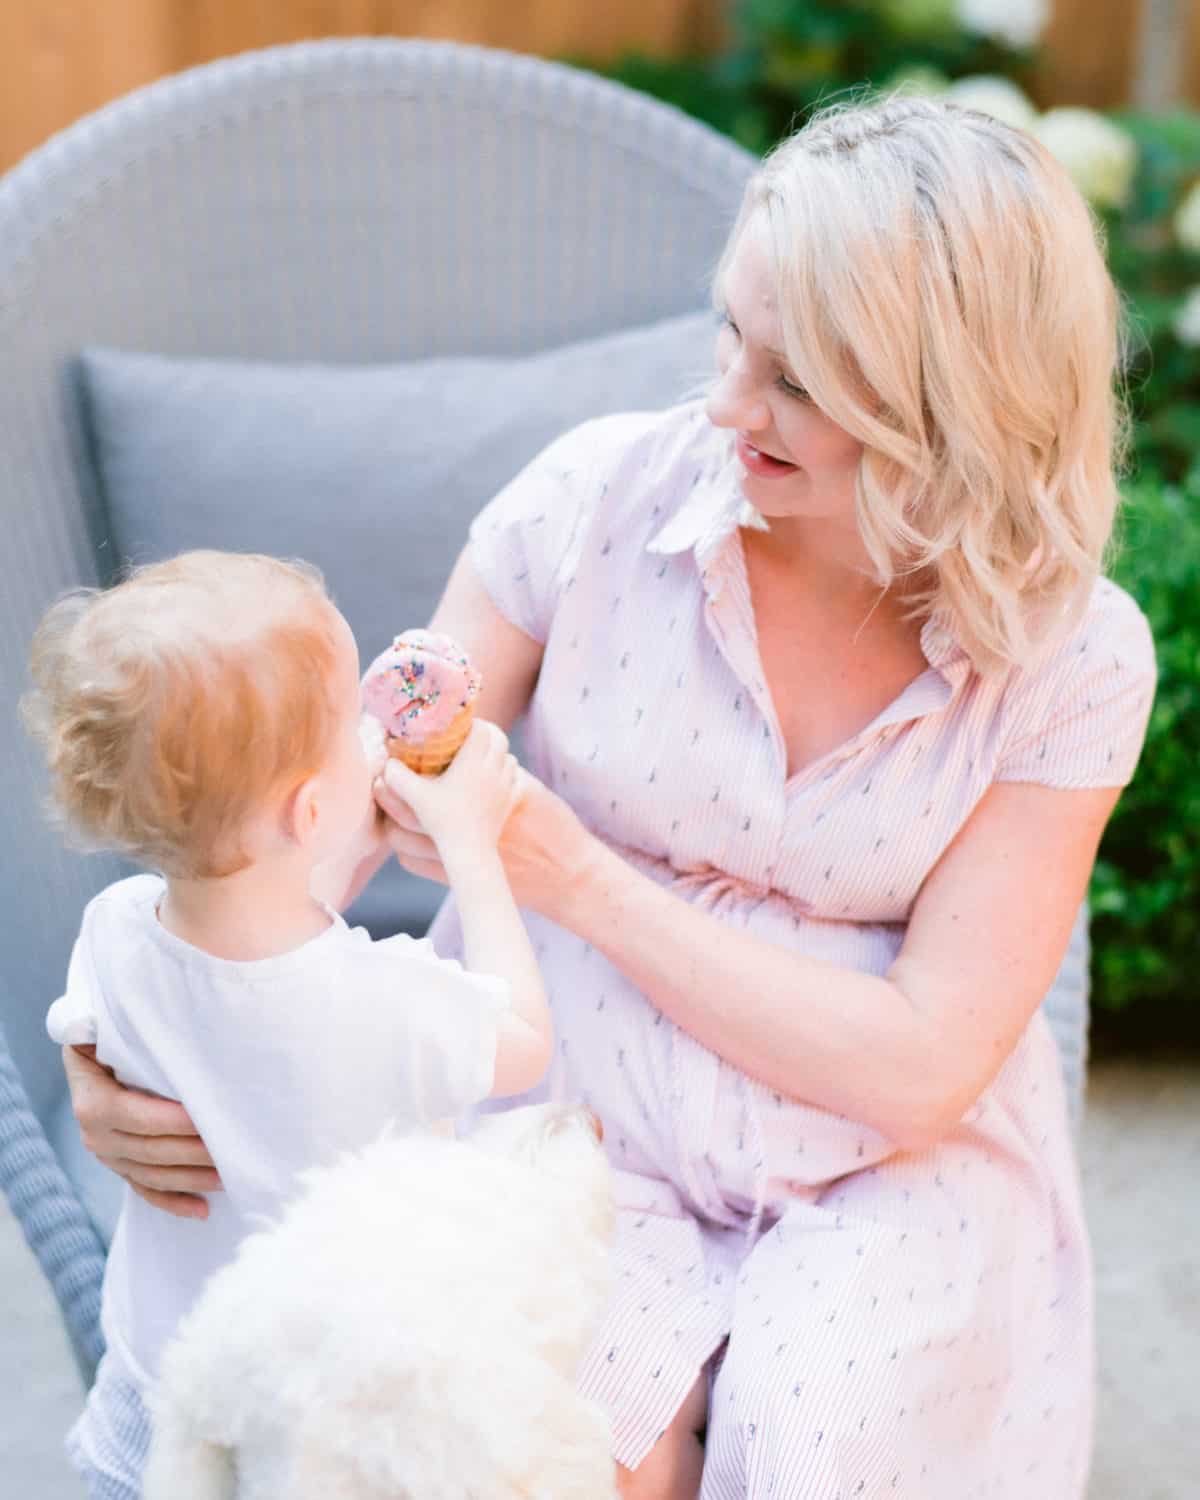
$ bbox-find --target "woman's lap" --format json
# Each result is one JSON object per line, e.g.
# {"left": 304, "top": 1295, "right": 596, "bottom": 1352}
{"left": 701, "top": 1204, "right": 1007, "bottom": 1498}
{"left": 585, "top": 1140, "right": 1092, "bottom": 1500}
{"left": 575, "top": 1186, "right": 737, "bottom": 1469}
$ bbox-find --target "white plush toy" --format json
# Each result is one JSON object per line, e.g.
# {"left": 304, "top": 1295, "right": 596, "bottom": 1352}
{"left": 142, "top": 1103, "right": 618, "bottom": 1500}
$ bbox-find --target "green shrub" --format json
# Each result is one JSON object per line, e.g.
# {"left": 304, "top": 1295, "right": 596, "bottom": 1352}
{"left": 1093, "top": 469, "right": 1200, "bottom": 1025}
{"left": 1107, "top": 111, "right": 1200, "bottom": 483}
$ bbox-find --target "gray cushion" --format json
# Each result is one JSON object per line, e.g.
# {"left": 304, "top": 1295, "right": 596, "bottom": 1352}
{"left": 76, "top": 309, "right": 717, "bottom": 937}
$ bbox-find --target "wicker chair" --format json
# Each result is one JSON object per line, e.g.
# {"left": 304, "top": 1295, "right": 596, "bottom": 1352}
{"left": 0, "top": 37, "right": 1091, "bottom": 1386}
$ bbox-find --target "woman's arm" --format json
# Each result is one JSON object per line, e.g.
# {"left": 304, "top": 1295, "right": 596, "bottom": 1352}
{"left": 63, "top": 1044, "right": 220, "bottom": 1218}
{"left": 558, "top": 780, "right": 1118, "bottom": 1150}
{"left": 381, "top": 771, "right": 1118, "bottom": 1151}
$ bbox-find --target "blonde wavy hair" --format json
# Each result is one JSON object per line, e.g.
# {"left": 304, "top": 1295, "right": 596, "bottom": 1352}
{"left": 22, "top": 551, "right": 343, "bottom": 879}
{"left": 716, "top": 93, "right": 1128, "bottom": 670}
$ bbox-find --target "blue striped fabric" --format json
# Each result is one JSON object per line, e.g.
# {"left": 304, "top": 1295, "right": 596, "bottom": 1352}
{"left": 65, "top": 1354, "right": 151, "bottom": 1500}
{"left": 0, "top": 1031, "right": 106, "bottom": 1377}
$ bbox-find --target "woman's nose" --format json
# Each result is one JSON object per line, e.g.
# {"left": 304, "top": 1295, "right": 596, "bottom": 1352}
{"left": 706, "top": 358, "right": 770, "bottom": 433}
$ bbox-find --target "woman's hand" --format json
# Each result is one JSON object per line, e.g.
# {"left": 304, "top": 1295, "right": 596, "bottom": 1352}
{"left": 64, "top": 1044, "right": 221, "bottom": 1219}
{"left": 374, "top": 757, "right": 599, "bottom": 922}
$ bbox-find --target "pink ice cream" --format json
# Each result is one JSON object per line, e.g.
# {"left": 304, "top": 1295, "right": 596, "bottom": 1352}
{"left": 360, "top": 630, "right": 482, "bottom": 744}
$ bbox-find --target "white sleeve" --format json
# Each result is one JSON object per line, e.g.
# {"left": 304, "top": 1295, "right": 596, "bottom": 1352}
{"left": 343, "top": 933, "right": 511, "bottom": 1121}
{"left": 46, "top": 932, "right": 100, "bottom": 1047}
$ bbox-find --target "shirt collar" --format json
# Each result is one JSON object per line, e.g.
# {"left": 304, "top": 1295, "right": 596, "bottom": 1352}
{"left": 648, "top": 492, "right": 765, "bottom": 568}
{"left": 918, "top": 612, "right": 969, "bottom": 675}
{"left": 645, "top": 441, "right": 760, "bottom": 577}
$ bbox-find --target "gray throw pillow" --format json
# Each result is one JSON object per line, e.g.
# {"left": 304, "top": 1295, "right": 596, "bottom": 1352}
{"left": 76, "top": 309, "right": 717, "bottom": 936}
{"left": 77, "top": 310, "right": 716, "bottom": 661}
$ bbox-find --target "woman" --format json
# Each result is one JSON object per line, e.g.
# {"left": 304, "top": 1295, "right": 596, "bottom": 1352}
{"left": 68, "top": 96, "right": 1155, "bottom": 1498}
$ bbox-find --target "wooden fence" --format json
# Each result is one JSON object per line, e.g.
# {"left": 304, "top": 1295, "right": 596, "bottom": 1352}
{"left": 1, "top": 0, "right": 1197, "bottom": 175}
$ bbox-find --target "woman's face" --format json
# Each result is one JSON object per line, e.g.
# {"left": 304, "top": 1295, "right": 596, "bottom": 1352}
{"left": 706, "top": 215, "right": 864, "bottom": 532}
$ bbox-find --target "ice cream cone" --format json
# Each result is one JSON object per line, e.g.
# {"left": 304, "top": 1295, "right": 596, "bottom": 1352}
{"left": 362, "top": 629, "right": 482, "bottom": 776}
{"left": 387, "top": 701, "right": 475, "bottom": 777}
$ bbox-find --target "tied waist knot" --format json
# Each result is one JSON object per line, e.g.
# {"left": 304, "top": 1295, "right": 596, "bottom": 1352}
{"left": 610, "top": 842, "right": 790, "bottom": 919}
{"left": 672, "top": 866, "right": 771, "bottom": 913}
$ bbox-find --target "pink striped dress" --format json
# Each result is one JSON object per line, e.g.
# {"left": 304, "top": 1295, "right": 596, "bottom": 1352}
{"left": 429, "top": 401, "right": 1156, "bottom": 1499}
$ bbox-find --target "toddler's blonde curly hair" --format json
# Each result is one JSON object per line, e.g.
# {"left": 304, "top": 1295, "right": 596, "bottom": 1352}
{"left": 22, "top": 551, "right": 343, "bottom": 879}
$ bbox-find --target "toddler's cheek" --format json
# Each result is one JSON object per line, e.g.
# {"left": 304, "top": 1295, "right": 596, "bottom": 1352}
{"left": 358, "top": 713, "right": 388, "bottom": 779}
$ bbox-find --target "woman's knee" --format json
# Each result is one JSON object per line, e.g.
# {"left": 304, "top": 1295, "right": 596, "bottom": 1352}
{"left": 675, "top": 1369, "right": 709, "bottom": 1437}
{"left": 614, "top": 1371, "right": 708, "bottom": 1500}
{"left": 615, "top": 1438, "right": 704, "bottom": 1500}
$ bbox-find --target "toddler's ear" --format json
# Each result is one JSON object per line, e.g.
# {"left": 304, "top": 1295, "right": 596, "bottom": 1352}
{"left": 284, "top": 774, "right": 323, "bottom": 850}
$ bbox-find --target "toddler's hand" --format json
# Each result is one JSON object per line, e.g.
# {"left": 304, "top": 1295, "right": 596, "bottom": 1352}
{"left": 379, "top": 720, "right": 522, "bottom": 856}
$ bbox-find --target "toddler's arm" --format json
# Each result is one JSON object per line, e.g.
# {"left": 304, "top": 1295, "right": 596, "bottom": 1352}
{"left": 382, "top": 723, "right": 551, "bottom": 1097}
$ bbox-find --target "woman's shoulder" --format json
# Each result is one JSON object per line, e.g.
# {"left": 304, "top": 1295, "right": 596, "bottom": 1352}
{"left": 1031, "top": 576, "right": 1154, "bottom": 685}
{"left": 546, "top": 399, "right": 719, "bottom": 486}
{"left": 468, "top": 402, "right": 723, "bottom": 642}
{"left": 474, "top": 398, "right": 720, "bottom": 551}
{"left": 989, "top": 576, "right": 1156, "bottom": 790}
{"left": 562, "top": 402, "right": 735, "bottom": 554}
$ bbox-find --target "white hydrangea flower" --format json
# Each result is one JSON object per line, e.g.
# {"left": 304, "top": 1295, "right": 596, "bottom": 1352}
{"left": 1174, "top": 181, "right": 1200, "bottom": 254}
{"left": 955, "top": 0, "right": 1048, "bottom": 47}
{"left": 1173, "top": 286, "right": 1200, "bottom": 348}
{"left": 1033, "top": 109, "right": 1138, "bottom": 210}
{"left": 945, "top": 75, "right": 1038, "bottom": 130}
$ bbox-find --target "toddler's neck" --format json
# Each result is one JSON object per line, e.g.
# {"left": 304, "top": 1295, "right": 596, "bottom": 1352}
{"left": 157, "top": 855, "right": 332, "bottom": 962}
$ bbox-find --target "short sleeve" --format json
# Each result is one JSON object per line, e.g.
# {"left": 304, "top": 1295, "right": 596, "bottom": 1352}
{"left": 47, "top": 933, "right": 100, "bottom": 1047}
{"left": 467, "top": 419, "right": 612, "bottom": 644}
{"left": 996, "top": 580, "right": 1157, "bottom": 790}
{"left": 342, "top": 931, "right": 510, "bottom": 1119}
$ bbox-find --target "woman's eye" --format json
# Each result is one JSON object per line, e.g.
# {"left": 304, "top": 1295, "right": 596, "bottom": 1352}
{"left": 718, "top": 310, "right": 807, "bottom": 399}
{"left": 777, "top": 374, "right": 809, "bottom": 400}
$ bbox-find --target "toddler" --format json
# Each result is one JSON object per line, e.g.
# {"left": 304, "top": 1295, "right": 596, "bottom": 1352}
{"left": 23, "top": 549, "right": 552, "bottom": 1500}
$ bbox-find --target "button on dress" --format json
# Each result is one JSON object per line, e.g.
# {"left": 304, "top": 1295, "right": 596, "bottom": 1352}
{"left": 429, "top": 401, "right": 1157, "bottom": 1499}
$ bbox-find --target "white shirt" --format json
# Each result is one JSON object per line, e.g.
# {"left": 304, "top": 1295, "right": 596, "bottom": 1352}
{"left": 48, "top": 873, "right": 508, "bottom": 1392}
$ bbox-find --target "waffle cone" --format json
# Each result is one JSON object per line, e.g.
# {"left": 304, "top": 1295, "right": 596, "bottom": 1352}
{"left": 387, "top": 703, "right": 475, "bottom": 777}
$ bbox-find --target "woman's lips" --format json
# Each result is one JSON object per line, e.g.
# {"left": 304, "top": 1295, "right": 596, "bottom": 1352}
{"left": 736, "top": 433, "right": 798, "bottom": 477}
